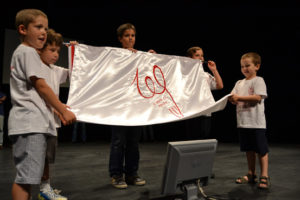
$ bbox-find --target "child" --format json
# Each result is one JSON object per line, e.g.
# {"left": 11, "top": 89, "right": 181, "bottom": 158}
{"left": 185, "top": 46, "right": 223, "bottom": 140}
{"left": 37, "top": 28, "right": 73, "bottom": 200}
{"left": 109, "top": 23, "right": 155, "bottom": 189}
{"left": 229, "top": 52, "right": 270, "bottom": 190}
{"left": 0, "top": 88, "right": 6, "bottom": 150}
{"left": 9, "top": 9, "right": 76, "bottom": 200}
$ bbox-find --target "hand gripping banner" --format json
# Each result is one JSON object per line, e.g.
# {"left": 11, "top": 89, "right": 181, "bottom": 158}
{"left": 67, "top": 44, "right": 230, "bottom": 126}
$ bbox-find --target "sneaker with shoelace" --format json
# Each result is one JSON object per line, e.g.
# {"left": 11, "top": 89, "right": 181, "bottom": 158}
{"left": 125, "top": 175, "right": 146, "bottom": 186}
{"left": 38, "top": 187, "right": 67, "bottom": 200}
{"left": 111, "top": 175, "right": 128, "bottom": 189}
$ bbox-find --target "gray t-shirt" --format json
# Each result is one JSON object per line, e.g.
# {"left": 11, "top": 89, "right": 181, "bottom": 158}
{"left": 8, "top": 44, "right": 57, "bottom": 136}
{"left": 231, "top": 76, "right": 267, "bottom": 129}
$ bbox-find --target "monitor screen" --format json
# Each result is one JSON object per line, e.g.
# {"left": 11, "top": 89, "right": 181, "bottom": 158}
{"left": 161, "top": 139, "right": 218, "bottom": 196}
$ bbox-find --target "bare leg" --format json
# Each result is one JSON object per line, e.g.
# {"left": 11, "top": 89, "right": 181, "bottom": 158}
{"left": 41, "top": 159, "right": 50, "bottom": 181}
{"left": 236, "top": 151, "right": 256, "bottom": 183}
{"left": 258, "top": 153, "right": 269, "bottom": 188}
{"left": 12, "top": 183, "right": 31, "bottom": 200}
{"left": 246, "top": 151, "right": 256, "bottom": 175}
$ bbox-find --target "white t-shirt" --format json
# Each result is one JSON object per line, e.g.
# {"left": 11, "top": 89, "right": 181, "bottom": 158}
{"left": 8, "top": 44, "right": 57, "bottom": 136}
{"left": 231, "top": 76, "right": 267, "bottom": 129}
{"left": 44, "top": 63, "right": 69, "bottom": 128}
{"left": 205, "top": 72, "right": 217, "bottom": 91}
{"left": 203, "top": 72, "right": 217, "bottom": 117}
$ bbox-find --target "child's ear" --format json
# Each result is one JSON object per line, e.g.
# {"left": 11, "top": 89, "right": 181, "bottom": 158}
{"left": 18, "top": 25, "right": 27, "bottom": 35}
{"left": 256, "top": 64, "right": 261, "bottom": 71}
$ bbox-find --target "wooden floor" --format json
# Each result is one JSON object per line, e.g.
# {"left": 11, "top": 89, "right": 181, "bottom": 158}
{"left": 1, "top": 141, "right": 300, "bottom": 200}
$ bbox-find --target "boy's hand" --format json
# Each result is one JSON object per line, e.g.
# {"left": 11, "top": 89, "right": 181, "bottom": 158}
{"left": 127, "top": 48, "right": 137, "bottom": 53}
{"left": 54, "top": 104, "right": 71, "bottom": 125}
{"left": 229, "top": 94, "right": 239, "bottom": 104}
{"left": 207, "top": 60, "right": 217, "bottom": 72}
{"left": 148, "top": 49, "right": 156, "bottom": 54}
{"left": 61, "top": 110, "right": 77, "bottom": 125}
{"left": 64, "top": 41, "right": 78, "bottom": 47}
{"left": 69, "top": 41, "right": 78, "bottom": 45}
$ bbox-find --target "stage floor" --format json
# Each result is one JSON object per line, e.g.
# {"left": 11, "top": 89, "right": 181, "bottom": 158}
{"left": 1, "top": 141, "right": 299, "bottom": 200}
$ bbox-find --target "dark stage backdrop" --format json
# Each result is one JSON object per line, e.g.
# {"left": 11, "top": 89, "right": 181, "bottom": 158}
{"left": 1, "top": 1, "right": 299, "bottom": 143}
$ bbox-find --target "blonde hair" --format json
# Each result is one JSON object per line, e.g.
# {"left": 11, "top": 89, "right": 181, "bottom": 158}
{"left": 241, "top": 52, "right": 261, "bottom": 66}
{"left": 117, "top": 23, "right": 136, "bottom": 38}
{"left": 42, "top": 29, "right": 63, "bottom": 50}
{"left": 186, "top": 46, "right": 203, "bottom": 58}
{"left": 15, "top": 9, "right": 47, "bottom": 29}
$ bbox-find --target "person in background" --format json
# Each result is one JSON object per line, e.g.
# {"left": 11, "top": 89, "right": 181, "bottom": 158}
{"left": 0, "top": 88, "right": 6, "bottom": 150}
{"left": 72, "top": 122, "right": 87, "bottom": 143}
{"left": 185, "top": 46, "right": 223, "bottom": 140}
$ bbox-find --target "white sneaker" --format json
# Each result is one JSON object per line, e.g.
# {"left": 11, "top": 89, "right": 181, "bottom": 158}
{"left": 38, "top": 187, "right": 67, "bottom": 200}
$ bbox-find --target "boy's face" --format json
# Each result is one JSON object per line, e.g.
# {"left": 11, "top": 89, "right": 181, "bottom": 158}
{"left": 40, "top": 43, "right": 61, "bottom": 65}
{"left": 240, "top": 57, "right": 260, "bottom": 80}
{"left": 19, "top": 15, "right": 48, "bottom": 49}
{"left": 192, "top": 49, "right": 204, "bottom": 61}
{"left": 119, "top": 29, "right": 136, "bottom": 49}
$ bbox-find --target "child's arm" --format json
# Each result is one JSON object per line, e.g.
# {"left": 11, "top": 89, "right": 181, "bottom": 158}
{"left": 207, "top": 61, "right": 223, "bottom": 89}
{"left": 229, "top": 94, "right": 262, "bottom": 104}
{"left": 30, "top": 76, "right": 76, "bottom": 125}
{"left": 0, "top": 96, "right": 6, "bottom": 103}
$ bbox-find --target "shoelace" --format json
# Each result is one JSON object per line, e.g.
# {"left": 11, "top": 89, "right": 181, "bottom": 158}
{"left": 42, "top": 188, "right": 66, "bottom": 198}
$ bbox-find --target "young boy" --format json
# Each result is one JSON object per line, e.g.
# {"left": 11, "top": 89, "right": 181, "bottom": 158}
{"left": 185, "top": 46, "right": 223, "bottom": 140}
{"left": 9, "top": 9, "right": 76, "bottom": 200}
{"left": 37, "top": 28, "right": 71, "bottom": 200}
{"left": 0, "top": 88, "right": 6, "bottom": 149}
{"left": 229, "top": 52, "right": 270, "bottom": 190}
{"left": 109, "top": 23, "right": 155, "bottom": 189}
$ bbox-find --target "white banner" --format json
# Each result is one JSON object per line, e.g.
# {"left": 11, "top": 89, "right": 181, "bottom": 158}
{"left": 67, "top": 44, "right": 229, "bottom": 126}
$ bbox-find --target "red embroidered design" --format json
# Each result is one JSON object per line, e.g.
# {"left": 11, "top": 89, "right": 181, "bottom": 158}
{"left": 131, "top": 65, "right": 184, "bottom": 118}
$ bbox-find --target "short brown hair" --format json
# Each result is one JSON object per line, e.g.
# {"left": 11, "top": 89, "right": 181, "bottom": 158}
{"left": 186, "top": 46, "right": 203, "bottom": 58}
{"left": 42, "top": 29, "right": 63, "bottom": 49}
{"left": 116, "top": 23, "right": 136, "bottom": 38}
{"left": 15, "top": 9, "right": 47, "bottom": 30}
{"left": 241, "top": 52, "right": 261, "bottom": 66}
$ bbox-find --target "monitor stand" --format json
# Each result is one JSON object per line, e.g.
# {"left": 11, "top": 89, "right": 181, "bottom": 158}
{"left": 182, "top": 183, "right": 206, "bottom": 200}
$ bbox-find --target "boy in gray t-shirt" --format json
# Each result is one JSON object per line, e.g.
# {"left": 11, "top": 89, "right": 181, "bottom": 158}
{"left": 9, "top": 9, "right": 76, "bottom": 200}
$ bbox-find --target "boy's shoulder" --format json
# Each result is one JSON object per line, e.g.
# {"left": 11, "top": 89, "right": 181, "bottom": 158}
{"left": 15, "top": 44, "right": 35, "bottom": 52}
{"left": 255, "top": 76, "right": 264, "bottom": 80}
{"left": 13, "top": 44, "right": 38, "bottom": 58}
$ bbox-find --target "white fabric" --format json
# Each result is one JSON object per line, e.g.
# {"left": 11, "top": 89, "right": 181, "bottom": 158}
{"left": 67, "top": 44, "right": 229, "bottom": 126}
{"left": 8, "top": 44, "right": 57, "bottom": 136}
{"left": 231, "top": 76, "right": 267, "bottom": 128}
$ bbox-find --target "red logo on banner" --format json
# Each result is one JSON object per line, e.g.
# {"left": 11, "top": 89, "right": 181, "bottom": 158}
{"left": 131, "top": 65, "right": 184, "bottom": 118}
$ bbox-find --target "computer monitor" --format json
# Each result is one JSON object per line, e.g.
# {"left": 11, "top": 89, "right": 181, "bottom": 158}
{"left": 161, "top": 139, "right": 218, "bottom": 200}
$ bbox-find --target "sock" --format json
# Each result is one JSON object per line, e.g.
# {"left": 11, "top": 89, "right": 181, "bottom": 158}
{"left": 40, "top": 179, "right": 51, "bottom": 192}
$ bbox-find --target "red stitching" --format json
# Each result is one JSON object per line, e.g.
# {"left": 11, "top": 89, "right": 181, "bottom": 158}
{"left": 131, "top": 65, "right": 184, "bottom": 118}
